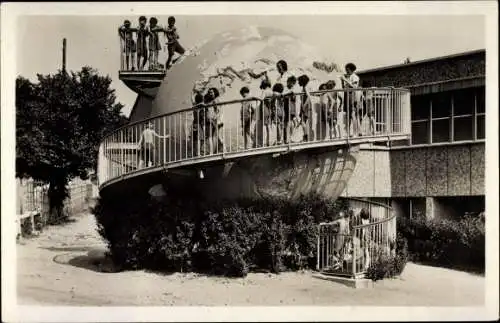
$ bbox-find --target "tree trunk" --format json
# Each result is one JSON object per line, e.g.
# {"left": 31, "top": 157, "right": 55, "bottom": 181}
{"left": 48, "top": 175, "right": 69, "bottom": 224}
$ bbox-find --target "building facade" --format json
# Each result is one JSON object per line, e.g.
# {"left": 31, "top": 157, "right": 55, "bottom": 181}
{"left": 342, "top": 49, "right": 485, "bottom": 220}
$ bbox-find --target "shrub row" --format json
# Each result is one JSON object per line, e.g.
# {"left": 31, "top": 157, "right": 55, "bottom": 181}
{"left": 397, "top": 214, "right": 485, "bottom": 273}
{"left": 93, "top": 191, "right": 351, "bottom": 277}
{"left": 366, "top": 233, "right": 409, "bottom": 281}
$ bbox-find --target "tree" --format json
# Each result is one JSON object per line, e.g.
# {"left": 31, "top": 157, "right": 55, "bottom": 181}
{"left": 16, "top": 67, "right": 128, "bottom": 221}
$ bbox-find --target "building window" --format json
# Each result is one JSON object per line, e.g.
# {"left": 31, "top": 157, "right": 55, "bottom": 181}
{"left": 432, "top": 118, "right": 450, "bottom": 143}
{"left": 411, "top": 95, "right": 431, "bottom": 120}
{"left": 477, "top": 115, "right": 485, "bottom": 139}
{"left": 410, "top": 95, "right": 431, "bottom": 144}
{"left": 408, "top": 86, "right": 485, "bottom": 146}
{"left": 411, "top": 121, "right": 428, "bottom": 144}
{"left": 431, "top": 91, "right": 452, "bottom": 119}
{"left": 452, "top": 88, "right": 475, "bottom": 142}
{"left": 475, "top": 87, "right": 485, "bottom": 139}
{"left": 453, "top": 116, "right": 474, "bottom": 141}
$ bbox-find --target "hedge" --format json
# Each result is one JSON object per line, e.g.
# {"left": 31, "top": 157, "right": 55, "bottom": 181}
{"left": 366, "top": 233, "right": 409, "bottom": 281}
{"left": 397, "top": 214, "right": 485, "bottom": 273}
{"left": 93, "top": 191, "right": 350, "bottom": 277}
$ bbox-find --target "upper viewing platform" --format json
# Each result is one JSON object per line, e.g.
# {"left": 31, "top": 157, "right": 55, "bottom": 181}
{"left": 117, "top": 18, "right": 169, "bottom": 96}
{"left": 97, "top": 87, "right": 411, "bottom": 191}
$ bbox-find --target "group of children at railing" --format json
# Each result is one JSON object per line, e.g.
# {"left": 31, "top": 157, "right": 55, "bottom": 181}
{"left": 190, "top": 60, "right": 380, "bottom": 155}
{"left": 325, "top": 207, "right": 395, "bottom": 273}
{"left": 130, "top": 60, "right": 397, "bottom": 167}
{"left": 118, "top": 16, "right": 185, "bottom": 71}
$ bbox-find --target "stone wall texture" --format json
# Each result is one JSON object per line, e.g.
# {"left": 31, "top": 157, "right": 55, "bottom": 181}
{"left": 345, "top": 142, "right": 484, "bottom": 198}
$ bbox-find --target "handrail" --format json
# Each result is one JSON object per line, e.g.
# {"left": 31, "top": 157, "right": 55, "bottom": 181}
{"left": 98, "top": 87, "right": 411, "bottom": 188}
{"left": 104, "top": 87, "right": 409, "bottom": 140}
{"left": 316, "top": 197, "right": 397, "bottom": 278}
{"left": 104, "top": 97, "right": 266, "bottom": 140}
{"left": 343, "top": 197, "right": 394, "bottom": 211}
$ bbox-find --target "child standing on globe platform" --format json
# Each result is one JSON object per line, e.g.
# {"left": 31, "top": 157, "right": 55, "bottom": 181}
{"left": 239, "top": 87, "right": 256, "bottom": 149}
{"left": 361, "top": 80, "right": 376, "bottom": 136}
{"left": 165, "top": 16, "right": 186, "bottom": 70}
{"left": 257, "top": 79, "right": 273, "bottom": 147}
{"left": 136, "top": 16, "right": 150, "bottom": 71}
{"left": 148, "top": 17, "right": 166, "bottom": 70}
{"left": 191, "top": 93, "right": 205, "bottom": 156}
{"left": 341, "top": 63, "right": 362, "bottom": 137}
{"left": 318, "top": 83, "right": 332, "bottom": 140}
{"left": 271, "top": 83, "right": 285, "bottom": 145}
{"left": 118, "top": 20, "right": 137, "bottom": 71}
{"left": 326, "top": 80, "right": 343, "bottom": 139}
{"left": 284, "top": 76, "right": 298, "bottom": 144}
{"left": 298, "top": 74, "right": 313, "bottom": 142}
{"left": 137, "top": 122, "right": 170, "bottom": 168}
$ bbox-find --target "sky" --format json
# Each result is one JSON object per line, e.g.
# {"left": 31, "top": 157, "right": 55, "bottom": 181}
{"left": 17, "top": 15, "right": 485, "bottom": 117}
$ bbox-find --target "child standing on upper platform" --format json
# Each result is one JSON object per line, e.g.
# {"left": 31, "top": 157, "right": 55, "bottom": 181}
{"left": 118, "top": 19, "right": 137, "bottom": 71}
{"left": 340, "top": 62, "right": 362, "bottom": 137}
{"left": 165, "top": 16, "right": 186, "bottom": 70}
{"left": 136, "top": 16, "right": 150, "bottom": 71}
{"left": 148, "top": 17, "right": 166, "bottom": 70}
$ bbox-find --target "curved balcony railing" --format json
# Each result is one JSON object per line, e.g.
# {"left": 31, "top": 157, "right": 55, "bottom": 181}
{"left": 317, "top": 198, "right": 397, "bottom": 278}
{"left": 98, "top": 87, "right": 411, "bottom": 189}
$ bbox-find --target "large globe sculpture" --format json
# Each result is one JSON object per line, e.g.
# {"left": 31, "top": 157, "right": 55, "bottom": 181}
{"left": 133, "top": 26, "right": 357, "bottom": 202}
{"left": 153, "top": 25, "right": 342, "bottom": 117}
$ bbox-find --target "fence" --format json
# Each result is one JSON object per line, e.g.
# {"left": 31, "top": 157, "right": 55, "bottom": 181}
{"left": 317, "top": 198, "right": 397, "bottom": 278}
{"left": 98, "top": 87, "right": 411, "bottom": 187}
{"left": 16, "top": 177, "right": 96, "bottom": 238}
{"left": 119, "top": 28, "right": 168, "bottom": 72}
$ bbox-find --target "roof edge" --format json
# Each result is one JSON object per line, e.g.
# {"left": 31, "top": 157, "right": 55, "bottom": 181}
{"left": 358, "top": 49, "right": 486, "bottom": 75}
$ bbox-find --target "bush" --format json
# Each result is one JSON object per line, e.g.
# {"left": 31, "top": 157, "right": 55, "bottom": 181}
{"left": 397, "top": 214, "right": 484, "bottom": 273}
{"left": 366, "top": 233, "right": 409, "bottom": 281}
{"left": 93, "top": 191, "right": 350, "bottom": 277}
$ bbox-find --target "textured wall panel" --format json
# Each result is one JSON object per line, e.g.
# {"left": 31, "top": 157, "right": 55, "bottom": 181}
{"left": 447, "top": 145, "right": 471, "bottom": 196}
{"left": 405, "top": 148, "right": 427, "bottom": 196}
{"left": 373, "top": 150, "right": 392, "bottom": 197}
{"left": 390, "top": 150, "right": 406, "bottom": 197}
{"left": 425, "top": 147, "right": 448, "bottom": 196}
{"left": 470, "top": 144, "right": 485, "bottom": 195}
{"left": 344, "top": 150, "right": 374, "bottom": 197}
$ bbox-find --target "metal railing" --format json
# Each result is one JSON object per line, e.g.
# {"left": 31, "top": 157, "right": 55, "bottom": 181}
{"left": 98, "top": 87, "right": 411, "bottom": 188}
{"left": 119, "top": 29, "right": 168, "bottom": 72}
{"left": 317, "top": 198, "right": 397, "bottom": 278}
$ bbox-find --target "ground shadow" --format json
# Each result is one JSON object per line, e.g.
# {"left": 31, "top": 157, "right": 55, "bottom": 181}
{"left": 52, "top": 249, "right": 121, "bottom": 273}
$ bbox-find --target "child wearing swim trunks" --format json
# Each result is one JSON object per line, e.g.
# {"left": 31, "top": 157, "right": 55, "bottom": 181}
{"left": 148, "top": 17, "right": 166, "bottom": 70}
{"left": 165, "top": 16, "right": 186, "bottom": 70}
{"left": 136, "top": 16, "right": 149, "bottom": 71}
{"left": 272, "top": 83, "right": 285, "bottom": 145}
{"left": 239, "top": 87, "right": 256, "bottom": 149}
{"left": 118, "top": 20, "right": 137, "bottom": 71}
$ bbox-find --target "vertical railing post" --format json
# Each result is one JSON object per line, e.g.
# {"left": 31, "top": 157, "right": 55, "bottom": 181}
{"left": 352, "top": 227, "right": 357, "bottom": 277}
{"left": 163, "top": 116, "right": 167, "bottom": 165}
{"left": 346, "top": 89, "right": 350, "bottom": 143}
{"left": 120, "top": 131, "right": 124, "bottom": 176}
{"left": 317, "top": 224, "right": 321, "bottom": 271}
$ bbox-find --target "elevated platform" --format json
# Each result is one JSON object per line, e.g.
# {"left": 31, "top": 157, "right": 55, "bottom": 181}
{"left": 97, "top": 87, "right": 411, "bottom": 198}
{"left": 118, "top": 70, "right": 166, "bottom": 98}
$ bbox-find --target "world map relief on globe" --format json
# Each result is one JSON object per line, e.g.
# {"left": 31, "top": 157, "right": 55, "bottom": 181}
{"left": 152, "top": 26, "right": 343, "bottom": 123}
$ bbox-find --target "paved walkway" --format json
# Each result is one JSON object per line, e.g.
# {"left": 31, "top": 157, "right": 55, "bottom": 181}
{"left": 17, "top": 213, "right": 485, "bottom": 306}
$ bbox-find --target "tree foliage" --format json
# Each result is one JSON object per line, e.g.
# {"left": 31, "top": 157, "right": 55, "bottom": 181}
{"left": 16, "top": 67, "right": 128, "bottom": 219}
